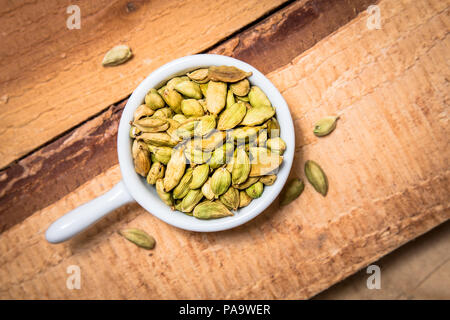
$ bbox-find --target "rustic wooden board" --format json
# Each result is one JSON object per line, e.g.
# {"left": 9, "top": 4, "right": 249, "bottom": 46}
{"left": 0, "top": 0, "right": 448, "bottom": 299}
{"left": 0, "top": 0, "right": 287, "bottom": 169}
{"left": 0, "top": 0, "right": 374, "bottom": 233}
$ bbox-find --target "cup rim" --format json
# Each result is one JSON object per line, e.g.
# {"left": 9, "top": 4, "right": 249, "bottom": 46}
{"left": 118, "top": 54, "right": 295, "bottom": 232}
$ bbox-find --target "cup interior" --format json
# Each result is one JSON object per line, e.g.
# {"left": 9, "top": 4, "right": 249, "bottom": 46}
{"left": 118, "top": 54, "right": 295, "bottom": 232}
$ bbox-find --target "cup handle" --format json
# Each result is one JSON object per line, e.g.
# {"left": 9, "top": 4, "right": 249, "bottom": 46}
{"left": 45, "top": 180, "right": 134, "bottom": 243}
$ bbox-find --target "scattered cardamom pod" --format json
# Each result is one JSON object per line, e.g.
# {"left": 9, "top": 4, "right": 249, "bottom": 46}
{"left": 313, "top": 116, "right": 339, "bottom": 137}
{"left": 280, "top": 178, "right": 304, "bottom": 206}
{"left": 102, "top": 45, "right": 133, "bottom": 66}
{"left": 118, "top": 228, "right": 155, "bottom": 250}
{"left": 305, "top": 160, "right": 328, "bottom": 196}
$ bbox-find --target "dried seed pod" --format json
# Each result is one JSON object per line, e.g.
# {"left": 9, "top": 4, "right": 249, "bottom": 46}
{"left": 201, "top": 178, "right": 215, "bottom": 200}
{"left": 209, "top": 142, "right": 234, "bottom": 169}
{"left": 163, "top": 148, "right": 187, "bottom": 192}
{"left": 152, "top": 107, "right": 174, "bottom": 119}
{"left": 194, "top": 115, "right": 216, "bottom": 137}
{"left": 226, "top": 89, "right": 236, "bottom": 108}
{"left": 166, "top": 77, "right": 189, "bottom": 90}
{"left": 181, "top": 99, "right": 204, "bottom": 117}
{"left": 156, "top": 179, "right": 174, "bottom": 207}
{"left": 102, "top": 45, "right": 132, "bottom": 66}
{"left": 210, "top": 167, "right": 231, "bottom": 197}
{"left": 129, "top": 125, "right": 141, "bottom": 139}
{"left": 206, "top": 81, "right": 227, "bottom": 114}
{"left": 118, "top": 228, "right": 155, "bottom": 250}
{"left": 208, "top": 66, "right": 252, "bottom": 82}
{"left": 190, "top": 164, "right": 210, "bottom": 189}
{"left": 173, "top": 114, "right": 188, "bottom": 123}
{"left": 313, "top": 116, "right": 339, "bottom": 137}
{"left": 138, "top": 132, "right": 179, "bottom": 147}
{"left": 174, "top": 80, "right": 202, "bottom": 99}
{"left": 239, "top": 191, "right": 252, "bottom": 208}
{"left": 280, "top": 178, "right": 304, "bottom": 206}
{"left": 219, "top": 186, "right": 240, "bottom": 210}
{"left": 176, "top": 120, "right": 196, "bottom": 139}
{"left": 187, "top": 68, "right": 209, "bottom": 83}
{"left": 134, "top": 104, "right": 155, "bottom": 121}
{"left": 134, "top": 146, "right": 151, "bottom": 177}
{"left": 161, "top": 88, "right": 183, "bottom": 114}
{"left": 305, "top": 160, "right": 328, "bottom": 196}
{"left": 241, "top": 106, "right": 275, "bottom": 126}
{"left": 230, "top": 79, "right": 250, "bottom": 96}
{"left": 147, "top": 145, "right": 172, "bottom": 165}
{"left": 217, "top": 101, "right": 247, "bottom": 130}
{"left": 145, "top": 89, "right": 165, "bottom": 110}
{"left": 256, "top": 129, "right": 268, "bottom": 147}
{"left": 233, "top": 177, "right": 260, "bottom": 190}
{"left": 178, "top": 189, "right": 204, "bottom": 213}
{"left": 265, "top": 117, "right": 280, "bottom": 138}
{"left": 249, "top": 147, "right": 283, "bottom": 177}
{"left": 231, "top": 147, "right": 250, "bottom": 185}
{"left": 246, "top": 181, "right": 264, "bottom": 199}
{"left": 266, "top": 137, "right": 286, "bottom": 155}
{"left": 146, "top": 162, "right": 165, "bottom": 185}
{"left": 184, "top": 144, "right": 212, "bottom": 164}
{"left": 199, "top": 83, "right": 208, "bottom": 97}
{"left": 173, "top": 168, "right": 194, "bottom": 199}
{"left": 248, "top": 86, "right": 271, "bottom": 108}
{"left": 229, "top": 125, "right": 265, "bottom": 142}
{"left": 133, "top": 117, "right": 169, "bottom": 133}
{"left": 132, "top": 140, "right": 146, "bottom": 160}
{"left": 259, "top": 174, "right": 277, "bottom": 186}
{"left": 193, "top": 130, "right": 227, "bottom": 151}
{"left": 193, "top": 200, "right": 233, "bottom": 219}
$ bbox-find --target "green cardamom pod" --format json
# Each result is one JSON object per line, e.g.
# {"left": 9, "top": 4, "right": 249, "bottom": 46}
{"left": 178, "top": 189, "right": 204, "bottom": 213}
{"left": 219, "top": 186, "right": 240, "bottom": 210}
{"left": 102, "top": 45, "right": 133, "bottom": 66}
{"left": 304, "top": 160, "right": 328, "bottom": 196}
{"left": 118, "top": 228, "right": 155, "bottom": 250}
{"left": 313, "top": 116, "right": 339, "bottom": 137}
{"left": 156, "top": 179, "right": 174, "bottom": 207}
{"left": 259, "top": 174, "right": 277, "bottom": 186}
{"left": 190, "top": 164, "right": 210, "bottom": 189}
{"left": 246, "top": 181, "right": 264, "bottom": 199}
{"left": 280, "top": 178, "right": 304, "bottom": 206}
{"left": 210, "top": 167, "right": 231, "bottom": 197}
{"left": 193, "top": 200, "right": 233, "bottom": 219}
{"left": 145, "top": 89, "right": 165, "bottom": 110}
{"left": 239, "top": 191, "right": 252, "bottom": 208}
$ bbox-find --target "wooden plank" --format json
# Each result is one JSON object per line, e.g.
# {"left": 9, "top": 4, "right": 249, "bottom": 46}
{"left": 0, "top": 0, "right": 448, "bottom": 299}
{"left": 0, "top": 0, "right": 287, "bottom": 169}
{"left": 0, "top": 0, "right": 374, "bottom": 233}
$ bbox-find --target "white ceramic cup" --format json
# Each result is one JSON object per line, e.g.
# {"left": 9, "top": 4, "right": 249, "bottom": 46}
{"left": 45, "top": 54, "right": 295, "bottom": 243}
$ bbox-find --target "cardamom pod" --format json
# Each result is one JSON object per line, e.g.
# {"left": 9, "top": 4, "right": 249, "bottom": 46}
{"left": 248, "top": 86, "right": 271, "bottom": 108}
{"left": 102, "top": 45, "right": 132, "bottom": 66}
{"left": 194, "top": 130, "right": 227, "bottom": 151}
{"left": 147, "top": 145, "right": 172, "bottom": 165}
{"left": 239, "top": 191, "right": 252, "bottom": 208}
{"left": 178, "top": 189, "right": 204, "bottom": 213}
{"left": 259, "top": 174, "right": 277, "bottom": 186}
{"left": 181, "top": 99, "right": 204, "bottom": 117}
{"left": 190, "top": 164, "right": 210, "bottom": 189}
{"left": 313, "top": 116, "right": 339, "bottom": 137}
{"left": 210, "top": 167, "right": 231, "bottom": 197}
{"left": 305, "top": 160, "right": 328, "bottom": 196}
{"left": 226, "top": 89, "right": 236, "bottom": 108}
{"left": 174, "top": 81, "right": 202, "bottom": 99}
{"left": 266, "top": 137, "right": 286, "bottom": 155}
{"left": 249, "top": 147, "right": 283, "bottom": 177}
{"left": 173, "top": 114, "right": 188, "bottom": 123}
{"left": 145, "top": 89, "right": 165, "bottom": 110}
{"left": 161, "top": 88, "right": 183, "bottom": 114}
{"left": 152, "top": 107, "right": 173, "bottom": 119}
{"left": 231, "top": 147, "right": 250, "bottom": 185}
{"left": 134, "top": 146, "right": 151, "bottom": 177}
{"left": 219, "top": 186, "right": 240, "bottom": 210}
{"left": 187, "top": 68, "right": 209, "bottom": 83}
{"left": 265, "top": 117, "right": 280, "bottom": 138}
{"left": 236, "top": 95, "right": 250, "bottom": 102}
{"left": 129, "top": 126, "right": 141, "bottom": 139}
{"left": 209, "top": 142, "right": 234, "bottom": 169}
{"left": 138, "top": 132, "right": 179, "bottom": 147}
{"left": 134, "top": 104, "right": 155, "bottom": 121}
{"left": 201, "top": 178, "right": 215, "bottom": 200}
{"left": 173, "top": 168, "right": 194, "bottom": 199}
{"left": 118, "top": 228, "right": 155, "bottom": 250}
{"left": 246, "top": 181, "right": 264, "bottom": 199}
{"left": 230, "top": 79, "right": 250, "bottom": 96}
{"left": 199, "top": 83, "right": 208, "bottom": 97}
{"left": 233, "top": 177, "right": 260, "bottom": 190}
{"left": 208, "top": 66, "right": 252, "bottom": 82}
{"left": 133, "top": 117, "right": 169, "bottom": 133}
{"left": 241, "top": 106, "right": 275, "bottom": 126}
{"left": 176, "top": 120, "right": 196, "bottom": 139}
{"left": 206, "top": 81, "right": 227, "bottom": 114}
{"left": 280, "top": 178, "right": 304, "bottom": 206}
{"left": 146, "top": 162, "right": 165, "bottom": 185}
{"left": 163, "top": 148, "right": 186, "bottom": 192}
{"left": 156, "top": 179, "right": 174, "bottom": 207}
{"left": 194, "top": 115, "right": 216, "bottom": 137}
{"left": 217, "top": 101, "right": 247, "bottom": 130}
{"left": 193, "top": 200, "right": 233, "bottom": 219}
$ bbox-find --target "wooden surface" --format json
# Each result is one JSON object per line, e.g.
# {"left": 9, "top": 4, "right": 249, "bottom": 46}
{"left": 0, "top": 0, "right": 449, "bottom": 299}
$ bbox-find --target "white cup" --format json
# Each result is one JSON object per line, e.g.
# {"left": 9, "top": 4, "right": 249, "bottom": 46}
{"left": 46, "top": 54, "right": 295, "bottom": 243}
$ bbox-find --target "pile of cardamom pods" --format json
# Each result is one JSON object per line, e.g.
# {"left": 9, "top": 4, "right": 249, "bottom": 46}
{"left": 130, "top": 65, "right": 286, "bottom": 219}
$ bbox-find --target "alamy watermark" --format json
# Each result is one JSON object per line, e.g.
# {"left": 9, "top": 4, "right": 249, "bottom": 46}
{"left": 366, "top": 264, "right": 381, "bottom": 289}
{"left": 66, "top": 5, "right": 81, "bottom": 30}
{"left": 66, "top": 265, "right": 81, "bottom": 290}
{"left": 366, "top": 5, "right": 381, "bottom": 30}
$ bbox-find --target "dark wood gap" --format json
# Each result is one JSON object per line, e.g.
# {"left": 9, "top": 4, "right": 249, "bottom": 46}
{"left": 0, "top": 0, "right": 375, "bottom": 233}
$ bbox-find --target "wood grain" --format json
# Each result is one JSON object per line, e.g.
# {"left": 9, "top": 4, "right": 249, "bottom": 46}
{"left": 0, "top": 0, "right": 287, "bottom": 169}
{"left": 0, "top": 0, "right": 374, "bottom": 233}
{"left": 0, "top": 0, "right": 448, "bottom": 299}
